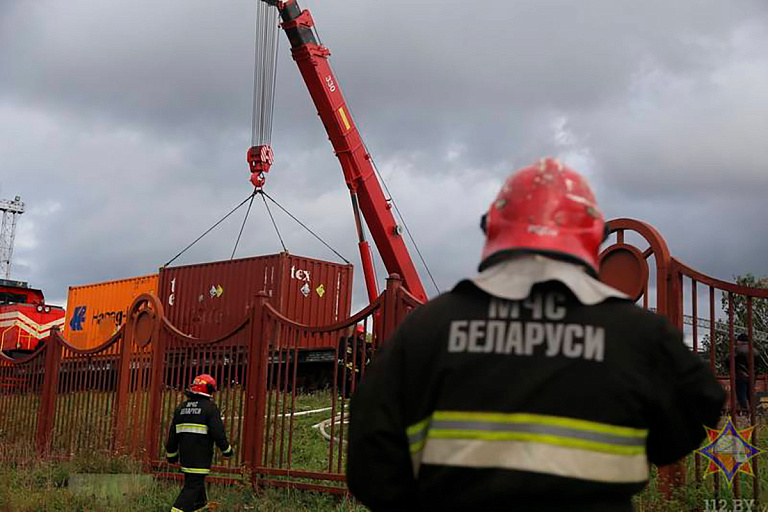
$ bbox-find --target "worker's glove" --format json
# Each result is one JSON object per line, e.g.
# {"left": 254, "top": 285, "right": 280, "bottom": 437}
{"left": 221, "top": 445, "right": 234, "bottom": 458}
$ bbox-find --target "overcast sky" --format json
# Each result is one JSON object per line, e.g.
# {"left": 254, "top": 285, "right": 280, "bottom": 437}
{"left": 1, "top": 0, "right": 767, "bottom": 311}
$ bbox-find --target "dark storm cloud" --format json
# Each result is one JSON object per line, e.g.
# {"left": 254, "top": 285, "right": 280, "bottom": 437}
{"left": 1, "top": 0, "right": 767, "bottom": 310}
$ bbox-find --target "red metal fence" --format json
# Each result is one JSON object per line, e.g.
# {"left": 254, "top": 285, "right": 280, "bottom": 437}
{"left": 601, "top": 218, "right": 768, "bottom": 500}
{"left": 253, "top": 274, "right": 420, "bottom": 493}
{"left": 671, "top": 258, "right": 768, "bottom": 502}
{"left": 0, "top": 345, "right": 47, "bottom": 459}
{"left": 0, "top": 274, "right": 417, "bottom": 492}
{"left": 1, "top": 218, "right": 762, "bottom": 499}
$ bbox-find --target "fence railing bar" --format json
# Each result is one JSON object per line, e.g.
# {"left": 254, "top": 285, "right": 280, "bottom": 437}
{"left": 1, "top": 277, "right": 418, "bottom": 496}
{"left": 747, "top": 297, "right": 759, "bottom": 502}
{"left": 286, "top": 327, "right": 300, "bottom": 469}
{"left": 278, "top": 324, "right": 291, "bottom": 468}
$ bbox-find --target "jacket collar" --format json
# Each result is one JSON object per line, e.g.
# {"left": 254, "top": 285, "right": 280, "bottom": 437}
{"left": 457, "top": 255, "right": 629, "bottom": 305}
{"left": 185, "top": 391, "right": 211, "bottom": 400}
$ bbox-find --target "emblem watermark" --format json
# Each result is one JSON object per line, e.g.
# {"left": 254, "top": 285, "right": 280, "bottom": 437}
{"left": 695, "top": 416, "right": 763, "bottom": 485}
{"left": 703, "top": 498, "right": 759, "bottom": 512}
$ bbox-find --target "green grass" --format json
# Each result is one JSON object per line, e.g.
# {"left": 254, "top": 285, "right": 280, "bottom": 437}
{"left": 0, "top": 385, "right": 349, "bottom": 475}
{"left": 0, "top": 391, "right": 42, "bottom": 442}
{"left": 11, "top": 385, "right": 768, "bottom": 510}
{"left": 633, "top": 416, "right": 768, "bottom": 510}
{"left": 0, "top": 446, "right": 368, "bottom": 511}
{"left": 262, "top": 390, "right": 348, "bottom": 472}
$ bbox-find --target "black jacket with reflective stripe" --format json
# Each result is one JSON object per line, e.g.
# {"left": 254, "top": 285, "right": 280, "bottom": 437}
{"left": 166, "top": 393, "right": 232, "bottom": 472}
{"left": 347, "top": 281, "right": 726, "bottom": 512}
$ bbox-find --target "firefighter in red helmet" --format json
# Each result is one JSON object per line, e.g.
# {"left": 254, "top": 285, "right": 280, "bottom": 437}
{"left": 166, "top": 373, "right": 233, "bottom": 512}
{"left": 348, "top": 158, "right": 725, "bottom": 512}
{"left": 338, "top": 324, "right": 372, "bottom": 398}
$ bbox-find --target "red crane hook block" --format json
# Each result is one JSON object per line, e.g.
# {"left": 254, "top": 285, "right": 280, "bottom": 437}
{"left": 248, "top": 145, "right": 275, "bottom": 189}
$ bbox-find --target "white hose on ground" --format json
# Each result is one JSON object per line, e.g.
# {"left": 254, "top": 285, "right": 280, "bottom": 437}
{"left": 222, "top": 405, "right": 348, "bottom": 444}
{"left": 222, "top": 406, "right": 333, "bottom": 421}
{"left": 313, "top": 414, "right": 349, "bottom": 443}
{"left": 276, "top": 406, "right": 332, "bottom": 419}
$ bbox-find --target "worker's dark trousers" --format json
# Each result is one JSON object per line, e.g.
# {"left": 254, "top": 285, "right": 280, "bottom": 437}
{"left": 172, "top": 473, "right": 207, "bottom": 512}
{"left": 736, "top": 378, "right": 751, "bottom": 413}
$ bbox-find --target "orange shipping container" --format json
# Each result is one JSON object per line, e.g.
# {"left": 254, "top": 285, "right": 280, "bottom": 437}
{"left": 63, "top": 274, "right": 158, "bottom": 349}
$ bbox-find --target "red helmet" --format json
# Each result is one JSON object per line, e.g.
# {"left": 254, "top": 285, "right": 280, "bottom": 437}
{"left": 480, "top": 158, "right": 605, "bottom": 274}
{"left": 355, "top": 324, "right": 365, "bottom": 335}
{"left": 189, "top": 374, "right": 216, "bottom": 397}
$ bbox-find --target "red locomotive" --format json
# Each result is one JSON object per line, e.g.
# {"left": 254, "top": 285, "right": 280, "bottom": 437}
{"left": 0, "top": 278, "right": 64, "bottom": 357}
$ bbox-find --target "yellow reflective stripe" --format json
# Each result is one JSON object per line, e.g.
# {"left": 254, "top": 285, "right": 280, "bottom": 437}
{"left": 181, "top": 467, "right": 211, "bottom": 474}
{"left": 407, "top": 417, "right": 432, "bottom": 476}
{"left": 410, "top": 438, "right": 427, "bottom": 454}
{"left": 176, "top": 423, "right": 208, "bottom": 434}
{"left": 406, "top": 417, "right": 431, "bottom": 436}
{"left": 222, "top": 445, "right": 233, "bottom": 454}
{"left": 171, "top": 508, "right": 184, "bottom": 512}
{"left": 166, "top": 450, "right": 178, "bottom": 458}
{"left": 407, "top": 416, "right": 431, "bottom": 454}
{"left": 432, "top": 411, "right": 647, "bottom": 438}
{"left": 338, "top": 107, "right": 351, "bottom": 130}
{"left": 428, "top": 429, "right": 643, "bottom": 456}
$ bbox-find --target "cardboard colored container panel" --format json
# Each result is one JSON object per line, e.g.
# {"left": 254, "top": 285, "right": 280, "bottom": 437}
{"left": 158, "top": 252, "right": 353, "bottom": 344}
{"left": 63, "top": 274, "right": 158, "bottom": 349}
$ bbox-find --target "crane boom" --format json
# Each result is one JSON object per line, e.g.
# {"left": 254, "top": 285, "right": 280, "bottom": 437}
{"left": 262, "top": 0, "right": 427, "bottom": 303}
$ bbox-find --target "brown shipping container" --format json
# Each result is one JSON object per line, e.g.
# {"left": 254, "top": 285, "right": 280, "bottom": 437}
{"left": 63, "top": 274, "right": 159, "bottom": 349}
{"left": 158, "top": 253, "right": 353, "bottom": 347}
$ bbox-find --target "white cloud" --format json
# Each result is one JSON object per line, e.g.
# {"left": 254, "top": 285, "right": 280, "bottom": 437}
{"left": 1, "top": 0, "right": 767, "bottom": 312}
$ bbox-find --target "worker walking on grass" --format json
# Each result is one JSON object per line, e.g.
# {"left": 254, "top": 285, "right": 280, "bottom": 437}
{"left": 347, "top": 158, "right": 725, "bottom": 512}
{"left": 166, "top": 373, "right": 233, "bottom": 512}
{"left": 734, "top": 333, "right": 754, "bottom": 416}
{"left": 338, "top": 324, "right": 373, "bottom": 398}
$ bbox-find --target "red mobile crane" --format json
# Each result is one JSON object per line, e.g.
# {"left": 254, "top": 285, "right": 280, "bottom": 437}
{"left": 249, "top": 0, "right": 428, "bottom": 304}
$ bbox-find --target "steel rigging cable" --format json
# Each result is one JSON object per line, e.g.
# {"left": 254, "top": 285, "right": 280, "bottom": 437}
{"left": 258, "top": 191, "right": 287, "bottom": 253}
{"left": 166, "top": 4, "right": 351, "bottom": 267}
{"left": 163, "top": 190, "right": 349, "bottom": 266}
{"left": 231, "top": 193, "right": 257, "bottom": 259}
{"left": 261, "top": 191, "right": 351, "bottom": 265}
{"left": 163, "top": 193, "right": 256, "bottom": 268}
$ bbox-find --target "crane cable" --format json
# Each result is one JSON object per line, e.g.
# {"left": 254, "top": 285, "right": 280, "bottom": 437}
{"left": 251, "top": 1, "right": 280, "bottom": 147}
{"left": 370, "top": 154, "right": 441, "bottom": 295}
{"left": 239, "top": 2, "right": 348, "bottom": 263}
{"left": 250, "top": 2, "right": 430, "bottom": 288}
{"left": 166, "top": 4, "right": 352, "bottom": 268}
{"left": 306, "top": 16, "right": 440, "bottom": 295}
